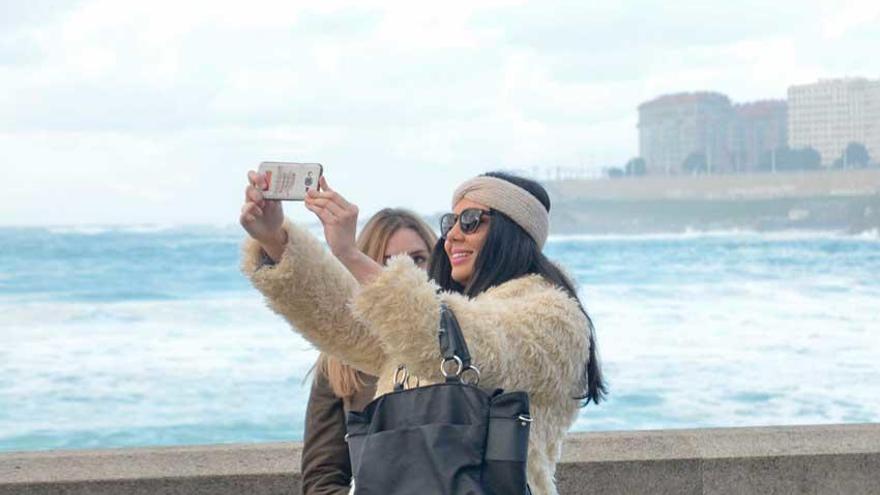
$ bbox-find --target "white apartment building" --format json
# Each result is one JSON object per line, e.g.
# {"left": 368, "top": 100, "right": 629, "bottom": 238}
{"left": 788, "top": 77, "right": 880, "bottom": 166}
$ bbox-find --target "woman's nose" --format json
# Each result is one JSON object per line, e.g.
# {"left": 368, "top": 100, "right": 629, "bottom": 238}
{"left": 446, "top": 219, "right": 466, "bottom": 241}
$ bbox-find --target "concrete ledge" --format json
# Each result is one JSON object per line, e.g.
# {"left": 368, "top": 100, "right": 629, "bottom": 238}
{"left": 0, "top": 443, "right": 302, "bottom": 495}
{"left": 556, "top": 424, "right": 880, "bottom": 494}
{"left": 2, "top": 424, "right": 879, "bottom": 494}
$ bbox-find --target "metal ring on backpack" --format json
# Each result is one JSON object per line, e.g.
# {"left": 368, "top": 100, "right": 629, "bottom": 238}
{"left": 460, "top": 365, "right": 481, "bottom": 385}
{"left": 393, "top": 364, "right": 409, "bottom": 387}
{"left": 440, "top": 356, "right": 464, "bottom": 378}
{"left": 405, "top": 373, "right": 420, "bottom": 389}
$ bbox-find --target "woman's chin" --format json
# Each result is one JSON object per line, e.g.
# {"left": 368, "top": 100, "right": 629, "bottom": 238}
{"left": 450, "top": 267, "right": 471, "bottom": 286}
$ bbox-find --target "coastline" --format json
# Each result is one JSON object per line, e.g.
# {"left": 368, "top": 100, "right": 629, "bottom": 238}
{"left": 544, "top": 169, "right": 880, "bottom": 235}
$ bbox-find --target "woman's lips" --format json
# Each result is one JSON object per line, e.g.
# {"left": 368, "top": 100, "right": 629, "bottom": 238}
{"left": 450, "top": 251, "right": 472, "bottom": 266}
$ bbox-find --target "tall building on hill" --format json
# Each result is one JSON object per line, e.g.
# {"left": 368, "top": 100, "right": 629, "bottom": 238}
{"left": 638, "top": 92, "right": 737, "bottom": 175}
{"left": 731, "top": 100, "right": 788, "bottom": 172}
{"left": 788, "top": 77, "right": 880, "bottom": 166}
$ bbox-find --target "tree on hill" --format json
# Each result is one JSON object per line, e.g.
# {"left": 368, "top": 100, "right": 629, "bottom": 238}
{"left": 832, "top": 142, "right": 871, "bottom": 169}
{"left": 758, "top": 146, "right": 821, "bottom": 172}
{"left": 624, "top": 157, "right": 647, "bottom": 176}
{"left": 606, "top": 167, "right": 625, "bottom": 178}
{"left": 682, "top": 152, "right": 708, "bottom": 175}
{"left": 798, "top": 147, "right": 822, "bottom": 170}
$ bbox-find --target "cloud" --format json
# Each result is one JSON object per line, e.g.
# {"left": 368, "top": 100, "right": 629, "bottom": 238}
{"left": 1, "top": 0, "right": 879, "bottom": 225}
{"left": 821, "top": 0, "right": 880, "bottom": 39}
{"left": 472, "top": 0, "right": 819, "bottom": 54}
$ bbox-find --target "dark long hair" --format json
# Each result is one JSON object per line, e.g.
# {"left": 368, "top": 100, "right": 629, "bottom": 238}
{"left": 428, "top": 172, "right": 607, "bottom": 405}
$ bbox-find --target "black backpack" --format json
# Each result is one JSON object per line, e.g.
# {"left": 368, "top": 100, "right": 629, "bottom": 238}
{"left": 345, "top": 303, "right": 532, "bottom": 494}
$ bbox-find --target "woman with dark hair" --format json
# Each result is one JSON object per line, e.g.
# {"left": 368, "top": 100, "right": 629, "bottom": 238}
{"left": 240, "top": 171, "right": 605, "bottom": 495}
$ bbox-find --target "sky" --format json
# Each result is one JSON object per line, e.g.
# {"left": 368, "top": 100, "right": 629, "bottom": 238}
{"left": 1, "top": 0, "right": 879, "bottom": 226}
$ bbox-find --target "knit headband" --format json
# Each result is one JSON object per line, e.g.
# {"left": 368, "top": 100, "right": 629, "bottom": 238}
{"left": 452, "top": 176, "right": 550, "bottom": 248}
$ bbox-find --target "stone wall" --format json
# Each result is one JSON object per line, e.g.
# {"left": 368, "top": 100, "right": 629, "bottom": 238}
{"left": 2, "top": 424, "right": 878, "bottom": 494}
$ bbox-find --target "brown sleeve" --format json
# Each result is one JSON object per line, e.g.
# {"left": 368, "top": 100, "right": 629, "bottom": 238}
{"left": 301, "top": 367, "right": 353, "bottom": 495}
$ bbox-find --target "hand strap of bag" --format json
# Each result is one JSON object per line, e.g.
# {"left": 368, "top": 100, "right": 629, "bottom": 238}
{"left": 438, "top": 303, "right": 480, "bottom": 384}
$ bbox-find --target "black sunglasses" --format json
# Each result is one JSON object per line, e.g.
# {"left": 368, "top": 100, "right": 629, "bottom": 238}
{"left": 440, "top": 208, "right": 493, "bottom": 238}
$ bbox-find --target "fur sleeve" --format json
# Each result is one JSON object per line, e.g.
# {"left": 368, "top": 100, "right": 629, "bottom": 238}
{"left": 241, "top": 219, "right": 385, "bottom": 375}
{"left": 351, "top": 256, "right": 589, "bottom": 397}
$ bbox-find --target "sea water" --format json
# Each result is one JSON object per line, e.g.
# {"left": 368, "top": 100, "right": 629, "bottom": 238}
{"left": 1, "top": 226, "right": 878, "bottom": 452}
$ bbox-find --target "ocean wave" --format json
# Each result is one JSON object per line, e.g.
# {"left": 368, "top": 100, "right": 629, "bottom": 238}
{"left": 854, "top": 228, "right": 879, "bottom": 241}
{"left": 45, "top": 224, "right": 182, "bottom": 235}
{"left": 46, "top": 226, "right": 112, "bottom": 235}
{"left": 2, "top": 238, "right": 878, "bottom": 452}
{"left": 0, "top": 293, "right": 265, "bottom": 327}
{"left": 40, "top": 222, "right": 326, "bottom": 238}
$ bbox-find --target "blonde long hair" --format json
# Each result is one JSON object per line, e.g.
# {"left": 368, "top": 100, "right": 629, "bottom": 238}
{"left": 317, "top": 208, "right": 437, "bottom": 399}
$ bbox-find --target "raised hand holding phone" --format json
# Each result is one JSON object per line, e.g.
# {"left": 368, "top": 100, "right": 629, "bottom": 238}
{"left": 304, "top": 176, "right": 359, "bottom": 258}
{"left": 241, "top": 170, "right": 287, "bottom": 262}
{"left": 304, "top": 177, "right": 382, "bottom": 285}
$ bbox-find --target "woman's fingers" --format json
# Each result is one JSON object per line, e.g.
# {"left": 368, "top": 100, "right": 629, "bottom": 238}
{"left": 242, "top": 202, "right": 264, "bottom": 218}
{"left": 245, "top": 171, "right": 267, "bottom": 207}
{"left": 304, "top": 198, "right": 336, "bottom": 219}
{"left": 247, "top": 170, "right": 268, "bottom": 190}
{"left": 247, "top": 170, "right": 266, "bottom": 189}
{"left": 307, "top": 181, "right": 352, "bottom": 210}
{"left": 240, "top": 202, "right": 263, "bottom": 224}
{"left": 305, "top": 176, "right": 359, "bottom": 228}
{"left": 240, "top": 170, "right": 286, "bottom": 246}
{"left": 245, "top": 185, "right": 265, "bottom": 206}
{"left": 305, "top": 176, "right": 359, "bottom": 259}
{"left": 305, "top": 196, "right": 348, "bottom": 218}
{"left": 241, "top": 201, "right": 264, "bottom": 219}
{"left": 304, "top": 200, "right": 337, "bottom": 224}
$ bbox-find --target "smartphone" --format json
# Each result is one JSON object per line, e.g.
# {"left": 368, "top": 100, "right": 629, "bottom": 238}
{"left": 257, "top": 162, "right": 323, "bottom": 201}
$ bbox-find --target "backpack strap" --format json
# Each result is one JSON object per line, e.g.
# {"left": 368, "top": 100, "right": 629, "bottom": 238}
{"left": 438, "top": 303, "right": 480, "bottom": 384}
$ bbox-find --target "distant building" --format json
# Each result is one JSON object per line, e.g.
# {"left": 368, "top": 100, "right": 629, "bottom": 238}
{"left": 731, "top": 100, "right": 788, "bottom": 172}
{"left": 788, "top": 77, "right": 880, "bottom": 166}
{"left": 638, "top": 92, "right": 741, "bottom": 175}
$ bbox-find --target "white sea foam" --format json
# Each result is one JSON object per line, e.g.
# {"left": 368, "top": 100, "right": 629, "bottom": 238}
{"left": 117, "top": 224, "right": 180, "bottom": 233}
{"left": 2, "top": 233, "right": 878, "bottom": 450}
{"left": 42, "top": 221, "right": 326, "bottom": 237}
{"left": 46, "top": 226, "right": 112, "bottom": 235}
{"left": 0, "top": 292, "right": 318, "bottom": 440}
{"left": 46, "top": 224, "right": 191, "bottom": 235}
{"left": 855, "top": 228, "right": 879, "bottom": 240}
{"left": 575, "top": 274, "right": 880, "bottom": 432}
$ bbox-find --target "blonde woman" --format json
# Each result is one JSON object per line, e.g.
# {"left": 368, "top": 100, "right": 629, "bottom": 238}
{"left": 301, "top": 209, "right": 436, "bottom": 495}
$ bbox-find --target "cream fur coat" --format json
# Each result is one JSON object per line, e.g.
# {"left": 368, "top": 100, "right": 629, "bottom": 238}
{"left": 241, "top": 220, "right": 591, "bottom": 495}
